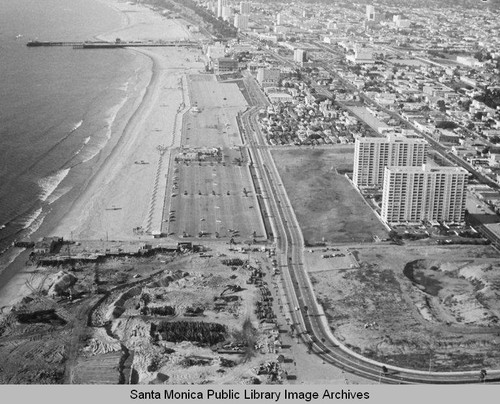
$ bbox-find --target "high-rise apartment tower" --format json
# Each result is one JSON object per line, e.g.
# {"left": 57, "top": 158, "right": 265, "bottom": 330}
{"left": 353, "top": 135, "right": 428, "bottom": 188}
{"left": 381, "top": 165, "right": 468, "bottom": 224}
{"left": 240, "top": 1, "right": 250, "bottom": 15}
{"left": 217, "top": 0, "right": 227, "bottom": 18}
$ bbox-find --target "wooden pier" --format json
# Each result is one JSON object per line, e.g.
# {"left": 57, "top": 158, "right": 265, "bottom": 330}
{"left": 27, "top": 40, "right": 201, "bottom": 49}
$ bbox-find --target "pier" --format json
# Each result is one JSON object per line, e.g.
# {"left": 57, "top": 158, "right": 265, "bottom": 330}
{"left": 27, "top": 40, "right": 201, "bottom": 49}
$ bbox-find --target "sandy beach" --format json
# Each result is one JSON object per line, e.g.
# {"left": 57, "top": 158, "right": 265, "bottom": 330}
{"left": 51, "top": 1, "right": 204, "bottom": 241}
{"left": 0, "top": 0, "right": 204, "bottom": 309}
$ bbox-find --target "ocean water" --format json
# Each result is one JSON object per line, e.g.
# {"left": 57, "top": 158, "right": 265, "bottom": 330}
{"left": 0, "top": 0, "right": 148, "bottom": 255}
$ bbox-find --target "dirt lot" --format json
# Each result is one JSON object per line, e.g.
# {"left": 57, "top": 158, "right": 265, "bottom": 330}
{"left": 311, "top": 243, "right": 500, "bottom": 371}
{"left": 271, "top": 147, "right": 388, "bottom": 245}
{"left": 0, "top": 246, "right": 289, "bottom": 384}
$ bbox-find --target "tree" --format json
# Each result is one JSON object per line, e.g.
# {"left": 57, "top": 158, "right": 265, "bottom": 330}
{"left": 436, "top": 121, "right": 458, "bottom": 130}
{"left": 388, "top": 230, "right": 403, "bottom": 245}
{"left": 490, "top": 136, "right": 500, "bottom": 144}
{"left": 460, "top": 99, "right": 472, "bottom": 111}
{"left": 140, "top": 292, "right": 151, "bottom": 307}
{"left": 436, "top": 99, "right": 447, "bottom": 112}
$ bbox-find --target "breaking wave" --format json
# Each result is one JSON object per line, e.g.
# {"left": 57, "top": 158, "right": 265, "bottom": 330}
{"left": 22, "top": 207, "right": 42, "bottom": 229}
{"left": 38, "top": 168, "right": 70, "bottom": 202}
{"left": 71, "top": 120, "right": 83, "bottom": 132}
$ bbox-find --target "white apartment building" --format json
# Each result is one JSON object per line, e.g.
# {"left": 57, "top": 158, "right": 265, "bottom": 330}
{"left": 353, "top": 135, "right": 428, "bottom": 188}
{"left": 294, "top": 49, "right": 307, "bottom": 64}
{"left": 222, "top": 6, "right": 232, "bottom": 21}
{"left": 381, "top": 165, "right": 468, "bottom": 224}
{"left": 240, "top": 1, "right": 251, "bottom": 15}
{"left": 217, "top": 0, "right": 227, "bottom": 18}
{"left": 276, "top": 13, "right": 283, "bottom": 26}
{"left": 234, "top": 14, "right": 249, "bottom": 31}
{"left": 366, "top": 5, "right": 375, "bottom": 20}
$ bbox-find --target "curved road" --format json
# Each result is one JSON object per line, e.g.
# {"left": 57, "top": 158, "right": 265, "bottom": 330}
{"left": 240, "top": 75, "right": 500, "bottom": 384}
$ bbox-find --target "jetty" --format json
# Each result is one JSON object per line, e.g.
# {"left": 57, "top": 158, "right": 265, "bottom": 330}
{"left": 26, "top": 40, "right": 201, "bottom": 49}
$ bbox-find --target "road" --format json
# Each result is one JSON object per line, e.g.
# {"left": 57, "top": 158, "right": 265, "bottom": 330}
{"left": 240, "top": 72, "right": 500, "bottom": 384}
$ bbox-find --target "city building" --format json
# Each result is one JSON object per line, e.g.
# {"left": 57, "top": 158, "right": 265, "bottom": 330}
{"left": 234, "top": 14, "right": 249, "bottom": 31}
{"left": 365, "top": 4, "right": 383, "bottom": 23}
{"left": 207, "top": 44, "right": 226, "bottom": 59}
{"left": 267, "top": 92, "right": 293, "bottom": 104}
{"left": 257, "top": 67, "right": 281, "bottom": 87}
{"left": 366, "top": 5, "right": 375, "bottom": 20}
{"left": 353, "top": 135, "right": 428, "bottom": 188}
{"left": 381, "top": 165, "right": 468, "bottom": 224}
{"left": 276, "top": 13, "right": 283, "bottom": 26}
{"left": 217, "top": 0, "right": 227, "bottom": 18}
{"left": 294, "top": 49, "right": 307, "bottom": 64}
{"left": 214, "top": 57, "right": 238, "bottom": 73}
{"left": 222, "top": 5, "right": 232, "bottom": 21}
{"left": 274, "top": 25, "right": 289, "bottom": 34}
{"left": 393, "top": 15, "right": 411, "bottom": 29}
{"left": 456, "top": 56, "right": 481, "bottom": 67}
{"left": 346, "top": 45, "right": 374, "bottom": 64}
{"left": 240, "top": 1, "right": 250, "bottom": 15}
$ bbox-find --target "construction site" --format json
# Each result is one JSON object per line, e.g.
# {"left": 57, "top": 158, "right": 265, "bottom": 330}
{"left": 0, "top": 241, "right": 292, "bottom": 384}
{"left": 311, "top": 243, "right": 500, "bottom": 371}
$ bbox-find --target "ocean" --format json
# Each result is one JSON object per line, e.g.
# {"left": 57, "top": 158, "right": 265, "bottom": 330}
{"left": 0, "top": 0, "right": 150, "bottom": 266}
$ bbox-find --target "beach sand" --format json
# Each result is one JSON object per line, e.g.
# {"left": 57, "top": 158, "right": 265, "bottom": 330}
{"left": 51, "top": 1, "right": 204, "bottom": 241}
{"left": 0, "top": 0, "right": 205, "bottom": 309}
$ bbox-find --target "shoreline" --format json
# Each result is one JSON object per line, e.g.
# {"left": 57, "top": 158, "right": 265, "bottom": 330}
{"left": 0, "top": 0, "right": 200, "bottom": 309}
{"left": 0, "top": 0, "right": 141, "bottom": 309}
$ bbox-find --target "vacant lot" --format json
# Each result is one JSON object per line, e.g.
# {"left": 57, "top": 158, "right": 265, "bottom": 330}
{"left": 311, "top": 243, "right": 500, "bottom": 371}
{"left": 271, "top": 147, "right": 387, "bottom": 244}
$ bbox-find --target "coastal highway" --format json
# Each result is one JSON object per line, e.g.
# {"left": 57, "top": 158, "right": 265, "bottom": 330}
{"left": 240, "top": 74, "right": 500, "bottom": 384}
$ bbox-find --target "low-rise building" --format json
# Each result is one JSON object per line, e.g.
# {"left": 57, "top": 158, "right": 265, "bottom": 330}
{"left": 257, "top": 68, "right": 281, "bottom": 87}
{"left": 214, "top": 57, "right": 238, "bottom": 73}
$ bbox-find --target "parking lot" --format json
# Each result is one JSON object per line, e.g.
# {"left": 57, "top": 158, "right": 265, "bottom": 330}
{"left": 162, "top": 161, "right": 265, "bottom": 239}
{"left": 160, "top": 75, "right": 265, "bottom": 240}
{"left": 304, "top": 247, "right": 358, "bottom": 273}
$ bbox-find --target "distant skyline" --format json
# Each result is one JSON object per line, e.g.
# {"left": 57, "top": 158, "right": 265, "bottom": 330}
{"left": 270, "top": 0, "right": 500, "bottom": 10}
